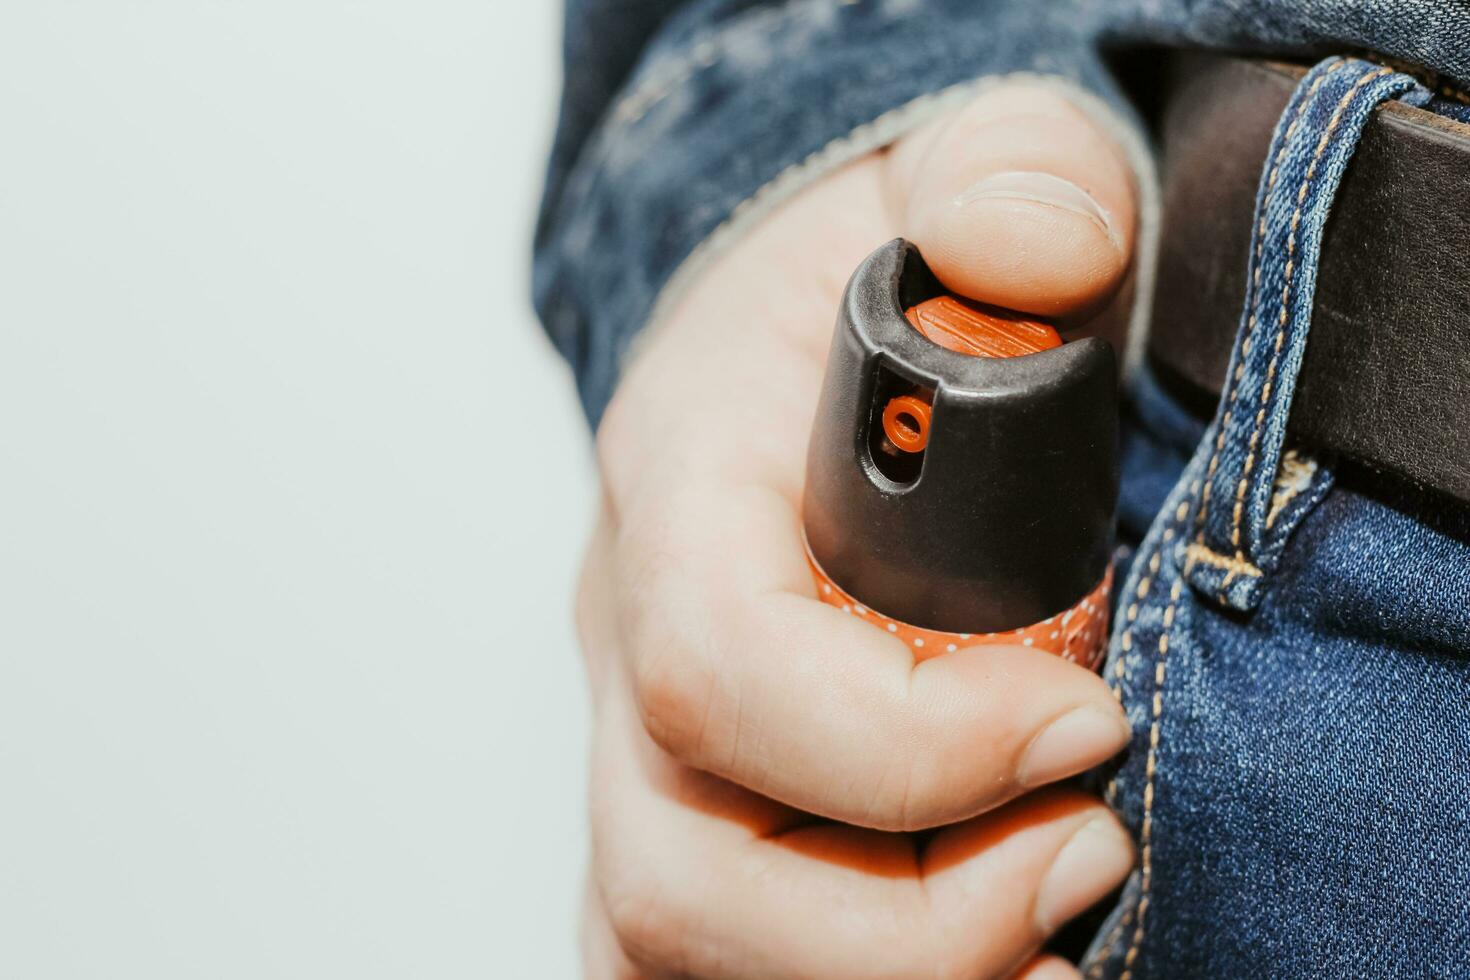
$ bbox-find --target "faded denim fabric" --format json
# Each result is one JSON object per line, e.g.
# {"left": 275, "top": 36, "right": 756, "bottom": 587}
{"left": 534, "top": 0, "right": 1470, "bottom": 426}
{"left": 1086, "top": 59, "right": 1470, "bottom": 977}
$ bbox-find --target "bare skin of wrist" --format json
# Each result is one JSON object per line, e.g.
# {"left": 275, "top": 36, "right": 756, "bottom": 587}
{"left": 579, "top": 83, "right": 1140, "bottom": 980}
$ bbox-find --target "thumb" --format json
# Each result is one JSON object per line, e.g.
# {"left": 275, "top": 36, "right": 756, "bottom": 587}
{"left": 889, "top": 84, "right": 1137, "bottom": 320}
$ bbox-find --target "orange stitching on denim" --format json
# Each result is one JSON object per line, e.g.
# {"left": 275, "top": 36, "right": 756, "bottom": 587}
{"left": 1116, "top": 547, "right": 1160, "bottom": 679}
{"left": 1087, "top": 901, "right": 1137, "bottom": 979}
{"left": 1119, "top": 576, "right": 1182, "bottom": 980}
{"left": 1184, "top": 543, "right": 1262, "bottom": 577}
{"left": 1113, "top": 74, "right": 1393, "bottom": 973}
{"left": 1103, "top": 476, "right": 1196, "bottom": 978}
{"left": 1223, "top": 66, "right": 1393, "bottom": 594}
{"left": 1266, "top": 450, "right": 1317, "bottom": 529}
{"left": 1191, "top": 60, "right": 1342, "bottom": 564}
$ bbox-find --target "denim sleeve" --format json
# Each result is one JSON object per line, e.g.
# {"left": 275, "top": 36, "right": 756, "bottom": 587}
{"left": 533, "top": 0, "right": 1138, "bottom": 426}
{"left": 533, "top": 0, "right": 1470, "bottom": 427}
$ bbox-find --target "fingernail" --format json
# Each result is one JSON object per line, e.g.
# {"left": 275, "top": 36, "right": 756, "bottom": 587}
{"left": 1034, "top": 817, "right": 1134, "bottom": 933}
{"left": 1018, "top": 705, "right": 1130, "bottom": 788}
{"left": 956, "top": 170, "right": 1122, "bottom": 249}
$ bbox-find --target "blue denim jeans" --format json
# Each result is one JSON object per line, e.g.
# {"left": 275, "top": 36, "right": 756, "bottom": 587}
{"left": 1084, "top": 59, "right": 1470, "bottom": 977}
{"left": 536, "top": 0, "right": 1470, "bottom": 427}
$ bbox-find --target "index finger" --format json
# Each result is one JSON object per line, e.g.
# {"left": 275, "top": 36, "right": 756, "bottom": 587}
{"left": 611, "top": 462, "right": 1127, "bottom": 831}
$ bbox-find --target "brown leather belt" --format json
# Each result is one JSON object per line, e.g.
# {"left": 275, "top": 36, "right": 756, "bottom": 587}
{"left": 1149, "top": 54, "right": 1470, "bottom": 504}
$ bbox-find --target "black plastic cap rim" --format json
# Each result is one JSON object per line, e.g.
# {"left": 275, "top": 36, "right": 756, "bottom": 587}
{"left": 802, "top": 239, "right": 1120, "bottom": 634}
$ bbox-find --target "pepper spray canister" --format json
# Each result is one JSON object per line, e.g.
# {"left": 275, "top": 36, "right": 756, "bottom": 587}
{"left": 802, "top": 239, "right": 1119, "bottom": 668}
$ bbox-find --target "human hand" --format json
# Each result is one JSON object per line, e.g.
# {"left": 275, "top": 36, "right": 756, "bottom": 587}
{"left": 580, "top": 82, "right": 1139, "bottom": 979}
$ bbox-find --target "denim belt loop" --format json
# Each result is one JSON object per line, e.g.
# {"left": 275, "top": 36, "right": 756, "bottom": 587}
{"left": 1182, "top": 57, "right": 1426, "bottom": 612}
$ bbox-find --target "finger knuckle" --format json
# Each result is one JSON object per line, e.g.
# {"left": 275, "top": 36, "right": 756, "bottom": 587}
{"left": 618, "top": 525, "right": 720, "bottom": 760}
{"left": 588, "top": 757, "right": 696, "bottom": 968}
{"left": 601, "top": 863, "right": 690, "bottom": 968}
{"left": 632, "top": 640, "right": 714, "bottom": 761}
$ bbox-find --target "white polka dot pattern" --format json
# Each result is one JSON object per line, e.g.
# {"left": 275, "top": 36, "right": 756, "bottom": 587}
{"left": 807, "top": 549, "right": 1112, "bottom": 670}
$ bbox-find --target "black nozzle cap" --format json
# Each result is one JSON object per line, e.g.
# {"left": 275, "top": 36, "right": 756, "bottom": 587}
{"left": 802, "top": 239, "right": 1119, "bottom": 634}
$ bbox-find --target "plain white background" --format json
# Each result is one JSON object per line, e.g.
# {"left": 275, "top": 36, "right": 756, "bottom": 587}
{"left": 1, "top": 3, "right": 593, "bottom": 976}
